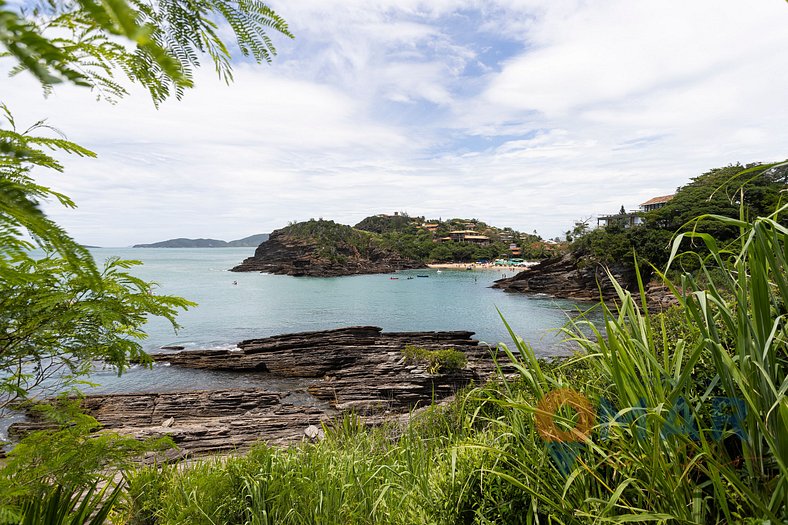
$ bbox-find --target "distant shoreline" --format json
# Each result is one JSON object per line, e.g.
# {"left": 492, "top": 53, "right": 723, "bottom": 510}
{"left": 426, "top": 262, "right": 537, "bottom": 272}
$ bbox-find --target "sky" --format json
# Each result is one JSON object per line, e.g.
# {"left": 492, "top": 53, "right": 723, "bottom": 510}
{"left": 3, "top": 0, "right": 788, "bottom": 246}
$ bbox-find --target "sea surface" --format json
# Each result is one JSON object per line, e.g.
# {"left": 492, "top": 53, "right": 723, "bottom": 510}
{"left": 51, "top": 248, "right": 597, "bottom": 394}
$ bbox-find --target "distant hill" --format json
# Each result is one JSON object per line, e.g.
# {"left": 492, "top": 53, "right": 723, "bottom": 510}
{"left": 133, "top": 233, "right": 269, "bottom": 248}
{"left": 226, "top": 233, "right": 270, "bottom": 247}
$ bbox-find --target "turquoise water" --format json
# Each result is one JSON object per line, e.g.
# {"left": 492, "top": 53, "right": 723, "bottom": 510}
{"left": 80, "top": 248, "right": 592, "bottom": 394}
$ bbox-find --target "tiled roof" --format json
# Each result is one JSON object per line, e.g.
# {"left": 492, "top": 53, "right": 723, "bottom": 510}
{"left": 640, "top": 194, "right": 674, "bottom": 206}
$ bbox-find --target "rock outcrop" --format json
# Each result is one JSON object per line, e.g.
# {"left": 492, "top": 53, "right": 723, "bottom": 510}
{"left": 11, "top": 327, "right": 506, "bottom": 456}
{"left": 493, "top": 254, "right": 676, "bottom": 310}
{"left": 492, "top": 253, "right": 638, "bottom": 302}
{"left": 153, "top": 327, "right": 502, "bottom": 414}
{"left": 11, "top": 389, "right": 330, "bottom": 455}
{"left": 230, "top": 222, "right": 425, "bottom": 277}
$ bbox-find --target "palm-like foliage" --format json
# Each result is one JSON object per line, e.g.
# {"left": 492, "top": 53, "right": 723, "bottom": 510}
{"left": 664, "top": 201, "right": 788, "bottom": 515}
{"left": 1, "top": 0, "right": 293, "bottom": 105}
{"left": 0, "top": 103, "right": 98, "bottom": 275}
{"left": 465, "top": 196, "right": 788, "bottom": 522}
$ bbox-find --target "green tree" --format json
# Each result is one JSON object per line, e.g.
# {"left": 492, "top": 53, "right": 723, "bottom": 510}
{"left": 571, "top": 162, "right": 787, "bottom": 272}
{"left": 646, "top": 163, "right": 787, "bottom": 234}
{"left": 1, "top": 0, "right": 293, "bottom": 105}
{"left": 0, "top": 1, "right": 292, "bottom": 519}
{"left": 0, "top": 0, "right": 292, "bottom": 402}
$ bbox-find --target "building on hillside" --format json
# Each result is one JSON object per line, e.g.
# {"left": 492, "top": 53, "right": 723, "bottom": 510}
{"left": 597, "top": 193, "right": 675, "bottom": 229}
{"left": 499, "top": 230, "right": 515, "bottom": 243}
{"left": 420, "top": 223, "right": 439, "bottom": 232}
{"left": 597, "top": 212, "right": 642, "bottom": 229}
{"left": 463, "top": 235, "right": 491, "bottom": 246}
{"left": 639, "top": 194, "right": 674, "bottom": 212}
{"left": 509, "top": 243, "right": 522, "bottom": 256}
{"left": 448, "top": 230, "right": 475, "bottom": 241}
{"left": 444, "top": 230, "right": 491, "bottom": 245}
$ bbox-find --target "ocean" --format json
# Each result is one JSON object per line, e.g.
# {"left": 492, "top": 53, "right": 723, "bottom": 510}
{"left": 68, "top": 248, "right": 595, "bottom": 394}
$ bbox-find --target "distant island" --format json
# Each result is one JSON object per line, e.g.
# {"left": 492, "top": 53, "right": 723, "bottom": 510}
{"left": 133, "top": 233, "right": 269, "bottom": 248}
{"left": 231, "top": 214, "right": 555, "bottom": 277}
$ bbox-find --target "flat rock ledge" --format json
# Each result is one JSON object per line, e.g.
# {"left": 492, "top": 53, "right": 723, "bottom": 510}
{"left": 11, "top": 327, "right": 507, "bottom": 456}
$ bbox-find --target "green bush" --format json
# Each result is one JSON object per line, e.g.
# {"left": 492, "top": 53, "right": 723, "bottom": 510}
{"left": 0, "top": 399, "right": 173, "bottom": 523}
{"left": 401, "top": 345, "right": 467, "bottom": 374}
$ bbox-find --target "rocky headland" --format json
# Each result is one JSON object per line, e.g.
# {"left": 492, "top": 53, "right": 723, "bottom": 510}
{"left": 231, "top": 220, "right": 425, "bottom": 277}
{"left": 492, "top": 253, "right": 637, "bottom": 301}
{"left": 10, "top": 327, "right": 506, "bottom": 456}
{"left": 493, "top": 253, "right": 677, "bottom": 309}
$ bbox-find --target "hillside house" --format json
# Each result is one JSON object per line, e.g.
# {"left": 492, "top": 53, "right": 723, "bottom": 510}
{"left": 639, "top": 194, "right": 674, "bottom": 212}
{"left": 444, "top": 230, "right": 491, "bottom": 245}
{"left": 597, "top": 194, "right": 675, "bottom": 229}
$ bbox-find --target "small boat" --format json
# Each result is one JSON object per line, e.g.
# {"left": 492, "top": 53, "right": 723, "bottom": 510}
{"left": 406, "top": 276, "right": 414, "bottom": 280}
{"left": 416, "top": 275, "right": 429, "bottom": 278}
{"left": 389, "top": 277, "right": 399, "bottom": 280}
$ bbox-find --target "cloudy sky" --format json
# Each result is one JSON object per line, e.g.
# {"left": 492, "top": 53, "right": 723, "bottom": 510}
{"left": 4, "top": 0, "right": 788, "bottom": 246}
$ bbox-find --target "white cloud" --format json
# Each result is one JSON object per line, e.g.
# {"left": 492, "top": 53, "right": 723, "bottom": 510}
{"left": 1, "top": 0, "right": 787, "bottom": 246}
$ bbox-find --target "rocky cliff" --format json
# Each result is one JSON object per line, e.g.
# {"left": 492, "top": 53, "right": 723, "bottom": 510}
{"left": 231, "top": 221, "right": 425, "bottom": 276}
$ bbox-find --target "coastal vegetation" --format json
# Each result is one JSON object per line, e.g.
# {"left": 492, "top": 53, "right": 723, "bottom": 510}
{"left": 231, "top": 216, "right": 553, "bottom": 277}
{"left": 0, "top": 0, "right": 291, "bottom": 399}
{"left": 569, "top": 162, "right": 788, "bottom": 273}
{"left": 2, "top": 2, "right": 787, "bottom": 523}
{"left": 401, "top": 345, "right": 467, "bottom": 374}
{"left": 0, "top": 0, "right": 292, "bottom": 521}
{"left": 274, "top": 215, "right": 550, "bottom": 265}
{"left": 107, "top": 202, "right": 785, "bottom": 523}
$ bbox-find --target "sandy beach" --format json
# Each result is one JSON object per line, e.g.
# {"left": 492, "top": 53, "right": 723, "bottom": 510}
{"left": 426, "top": 262, "right": 535, "bottom": 272}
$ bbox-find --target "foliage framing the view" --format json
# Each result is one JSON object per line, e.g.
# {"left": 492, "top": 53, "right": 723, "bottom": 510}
{"left": 1, "top": 1, "right": 292, "bottom": 521}
{"left": 0, "top": 0, "right": 293, "bottom": 105}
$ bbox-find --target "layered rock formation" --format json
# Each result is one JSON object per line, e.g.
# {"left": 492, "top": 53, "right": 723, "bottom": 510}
{"left": 154, "top": 327, "right": 501, "bottom": 414}
{"left": 492, "top": 253, "right": 638, "bottom": 302}
{"left": 231, "top": 222, "right": 424, "bottom": 277}
{"left": 11, "top": 389, "right": 329, "bottom": 455}
{"left": 493, "top": 254, "right": 676, "bottom": 309}
{"left": 11, "top": 327, "right": 505, "bottom": 456}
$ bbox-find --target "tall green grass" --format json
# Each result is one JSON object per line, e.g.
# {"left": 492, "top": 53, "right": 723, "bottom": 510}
{"left": 464, "top": 205, "right": 788, "bottom": 522}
